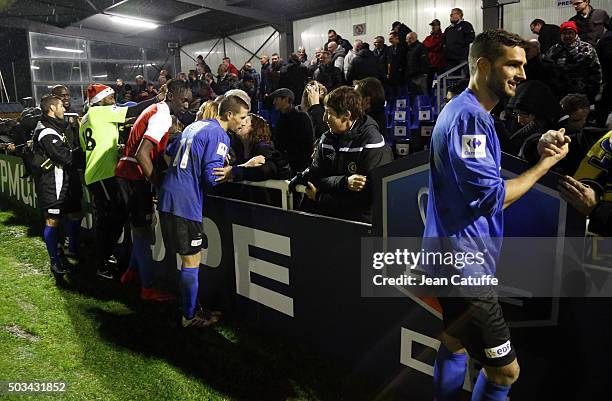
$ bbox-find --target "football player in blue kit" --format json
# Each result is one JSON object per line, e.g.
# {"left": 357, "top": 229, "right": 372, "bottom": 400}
{"left": 158, "top": 92, "right": 250, "bottom": 328}
{"left": 425, "top": 30, "right": 570, "bottom": 401}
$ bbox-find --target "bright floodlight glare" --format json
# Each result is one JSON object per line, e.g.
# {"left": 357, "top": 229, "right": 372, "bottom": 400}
{"left": 110, "top": 15, "right": 159, "bottom": 29}
{"left": 44, "top": 46, "right": 84, "bottom": 54}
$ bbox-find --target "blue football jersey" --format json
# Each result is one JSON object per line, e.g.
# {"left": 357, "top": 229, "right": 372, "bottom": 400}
{"left": 158, "top": 119, "right": 230, "bottom": 222}
{"left": 423, "top": 89, "right": 505, "bottom": 275}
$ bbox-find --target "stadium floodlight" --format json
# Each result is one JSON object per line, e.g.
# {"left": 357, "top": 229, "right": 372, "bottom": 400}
{"left": 44, "top": 46, "right": 84, "bottom": 54}
{"left": 110, "top": 15, "right": 159, "bottom": 29}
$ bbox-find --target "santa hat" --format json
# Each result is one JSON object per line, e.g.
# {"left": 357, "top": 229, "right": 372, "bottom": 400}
{"left": 560, "top": 21, "right": 578, "bottom": 34}
{"left": 87, "top": 83, "right": 114, "bottom": 105}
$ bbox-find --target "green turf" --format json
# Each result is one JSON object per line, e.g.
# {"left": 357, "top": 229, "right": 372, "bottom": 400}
{"left": 0, "top": 207, "right": 340, "bottom": 401}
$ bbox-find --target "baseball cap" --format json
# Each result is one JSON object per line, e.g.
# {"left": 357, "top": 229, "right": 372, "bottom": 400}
{"left": 560, "top": 21, "right": 578, "bottom": 33}
{"left": 429, "top": 19, "right": 441, "bottom": 26}
{"left": 270, "top": 88, "right": 295, "bottom": 103}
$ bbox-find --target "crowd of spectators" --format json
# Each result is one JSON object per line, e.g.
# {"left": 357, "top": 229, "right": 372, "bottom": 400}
{"left": 1, "top": 1, "right": 611, "bottom": 229}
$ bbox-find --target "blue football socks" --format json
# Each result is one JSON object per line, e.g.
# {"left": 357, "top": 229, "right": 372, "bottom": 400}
{"left": 433, "top": 343, "right": 468, "bottom": 401}
{"left": 471, "top": 370, "right": 511, "bottom": 401}
{"left": 132, "top": 236, "right": 153, "bottom": 288}
{"left": 43, "top": 225, "right": 60, "bottom": 265}
{"left": 180, "top": 267, "right": 199, "bottom": 320}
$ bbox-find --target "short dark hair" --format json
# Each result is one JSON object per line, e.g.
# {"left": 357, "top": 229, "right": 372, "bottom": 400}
{"left": 166, "top": 78, "right": 191, "bottom": 98}
{"left": 223, "top": 57, "right": 230, "bottom": 61}
{"left": 468, "top": 29, "right": 527, "bottom": 75}
{"left": 328, "top": 29, "right": 337, "bottom": 35}
{"left": 560, "top": 94, "right": 590, "bottom": 114}
{"left": 374, "top": 35, "right": 384, "bottom": 41}
{"left": 392, "top": 21, "right": 401, "bottom": 28}
{"left": 451, "top": 8, "right": 463, "bottom": 16}
{"left": 530, "top": 18, "right": 545, "bottom": 26}
{"left": 197, "top": 55, "right": 203, "bottom": 60}
{"left": 40, "top": 94, "right": 62, "bottom": 114}
{"left": 324, "top": 86, "right": 364, "bottom": 120}
{"left": 353, "top": 77, "right": 385, "bottom": 111}
{"left": 271, "top": 52, "right": 280, "bottom": 58}
{"left": 50, "top": 85, "right": 68, "bottom": 96}
{"left": 219, "top": 94, "right": 249, "bottom": 116}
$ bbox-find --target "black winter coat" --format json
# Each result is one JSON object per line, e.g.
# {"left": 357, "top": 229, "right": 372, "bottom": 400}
{"left": 346, "top": 49, "right": 385, "bottom": 83}
{"left": 306, "top": 115, "right": 394, "bottom": 223}
{"left": 273, "top": 107, "right": 315, "bottom": 175}
{"left": 313, "top": 64, "right": 344, "bottom": 92}
{"left": 537, "top": 24, "right": 560, "bottom": 55}
{"left": 405, "top": 41, "right": 430, "bottom": 78}
{"left": 32, "top": 115, "right": 80, "bottom": 209}
{"left": 443, "top": 20, "right": 475, "bottom": 63}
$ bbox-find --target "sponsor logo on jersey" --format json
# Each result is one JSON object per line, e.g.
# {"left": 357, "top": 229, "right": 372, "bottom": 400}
{"left": 47, "top": 208, "right": 60, "bottom": 215}
{"left": 217, "top": 143, "right": 228, "bottom": 157}
{"left": 461, "top": 135, "right": 486, "bottom": 159}
{"left": 484, "top": 340, "right": 512, "bottom": 359}
{"left": 348, "top": 162, "right": 357, "bottom": 174}
{"left": 191, "top": 239, "right": 203, "bottom": 247}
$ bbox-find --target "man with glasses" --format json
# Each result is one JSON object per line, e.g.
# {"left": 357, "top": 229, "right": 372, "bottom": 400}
{"left": 529, "top": 18, "right": 560, "bottom": 54}
{"left": 569, "top": 0, "right": 610, "bottom": 46}
{"left": 547, "top": 21, "right": 602, "bottom": 104}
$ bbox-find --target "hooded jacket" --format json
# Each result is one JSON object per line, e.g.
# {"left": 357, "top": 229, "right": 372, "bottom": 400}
{"left": 306, "top": 115, "right": 394, "bottom": 223}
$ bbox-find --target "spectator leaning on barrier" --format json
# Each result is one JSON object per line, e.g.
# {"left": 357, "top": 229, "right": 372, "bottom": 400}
{"left": 313, "top": 51, "right": 344, "bottom": 92}
{"left": 569, "top": 0, "right": 610, "bottom": 46}
{"left": 32, "top": 95, "right": 82, "bottom": 276}
{"left": 547, "top": 21, "right": 603, "bottom": 104}
{"left": 301, "top": 86, "right": 393, "bottom": 223}
{"left": 443, "top": 8, "right": 476, "bottom": 70}
{"left": 271, "top": 88, "right": 314, "bottom": 175}
{"left": 529, "top": 18, "right": 560, "bottom": 55}
{"left": 213, "top": 113, "right": 290, "bottom": 182}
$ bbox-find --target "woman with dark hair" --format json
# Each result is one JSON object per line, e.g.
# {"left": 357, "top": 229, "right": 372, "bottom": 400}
{"left": 213, "top": 113, "right": 290, "bottom": 182}
{"left": 353, "top": 77, "right": 388, "bottom": 141}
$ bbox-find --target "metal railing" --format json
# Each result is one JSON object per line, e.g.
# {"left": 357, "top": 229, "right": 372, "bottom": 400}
{"left": 433, "top": 62, "right": 468, "bottom": 115}
{"left": 230, "top": 179, "right": 306, "bottom": 211}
